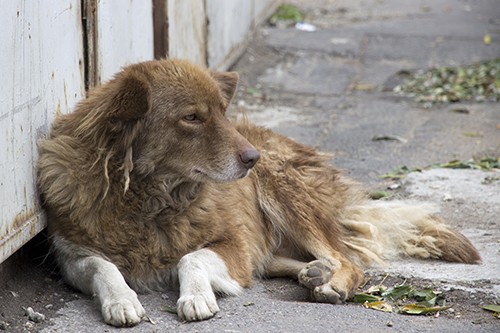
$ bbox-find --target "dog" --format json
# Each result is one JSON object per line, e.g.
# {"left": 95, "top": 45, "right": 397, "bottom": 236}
{"left": 37, "top": 59, "right": 481, "bottom": 327}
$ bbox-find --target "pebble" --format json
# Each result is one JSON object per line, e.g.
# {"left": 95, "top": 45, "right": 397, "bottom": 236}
{"left": 23, "top": 307, "right": 46, "bottom": 323}
{"left": 0, "top": 321, "right": 9, "bottom": 330}
{"left": 388, "top": 183, "right": 401, "bottom": 190}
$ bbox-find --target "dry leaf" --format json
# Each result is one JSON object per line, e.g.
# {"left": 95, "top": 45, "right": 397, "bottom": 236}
{"left": 364, "top": 301, "right": 393, "bottom": 313}
{"left": 484, "top": 34, "right": 491, "bottom": 45}
{"left": 401, "top": 304, "right": 450, "bottom": 315}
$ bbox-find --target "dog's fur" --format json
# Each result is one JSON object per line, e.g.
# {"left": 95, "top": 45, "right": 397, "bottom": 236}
{"left": 37, "top": 59, "right": 481, "bottom": 327}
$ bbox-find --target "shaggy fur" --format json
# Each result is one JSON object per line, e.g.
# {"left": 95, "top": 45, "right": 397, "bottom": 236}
{"left": 37, "top": 59, "right": 481, "bottom": 327}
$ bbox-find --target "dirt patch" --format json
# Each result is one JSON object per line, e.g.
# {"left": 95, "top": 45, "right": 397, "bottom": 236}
{"left": 0, "top": 233, "right": 77, "bottom": 333}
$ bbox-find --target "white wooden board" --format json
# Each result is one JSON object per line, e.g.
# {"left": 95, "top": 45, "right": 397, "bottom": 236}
{"left": 206, "top": 0, "right": 253, "bottom": 69}
{"left": 0, "top": 0, "right": 85, "bottom": 263}
{"left": 167, "top": 0, "right": 207, "bottom": 66}
{"left": 96, "top": 0, "right": 154, "bottom": 83}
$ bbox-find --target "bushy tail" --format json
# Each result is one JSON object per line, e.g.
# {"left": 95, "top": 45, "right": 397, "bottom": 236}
{"left": 340, "top": 200, "right": 481, "bottom": 268}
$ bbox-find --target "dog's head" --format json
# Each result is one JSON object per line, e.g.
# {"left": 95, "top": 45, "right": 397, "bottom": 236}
{"left": 80, "top": 59, "right": 260, "bottom": 183}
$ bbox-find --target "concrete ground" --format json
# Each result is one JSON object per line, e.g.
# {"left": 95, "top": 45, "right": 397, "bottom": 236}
{"left": 1, "top": 0, "right": 499, "bottom": 332}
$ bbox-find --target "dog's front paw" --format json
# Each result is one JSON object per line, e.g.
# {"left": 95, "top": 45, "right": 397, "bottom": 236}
{"left": 101, "top": 290, "right": 146, "bottom": 327}
{"left": 312, "top": 283, "right": 347, "bottom": 304}
{"left": 177, "top": 291, "right": 219, "bottom": 322}
{"left": 298, "top": 259, "right": 334, "bottom": 289}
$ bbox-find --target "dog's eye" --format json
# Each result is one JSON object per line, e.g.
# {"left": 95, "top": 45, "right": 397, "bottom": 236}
{"left": 183, "top": 114, "right": 198, "bottom": 122}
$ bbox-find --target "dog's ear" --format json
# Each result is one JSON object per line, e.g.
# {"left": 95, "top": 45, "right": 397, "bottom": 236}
{"left": 211, "top": 71, "right": 239, "bottom": 105}
{"left": 107, "top": 71, "right": 152, "bottom": 121}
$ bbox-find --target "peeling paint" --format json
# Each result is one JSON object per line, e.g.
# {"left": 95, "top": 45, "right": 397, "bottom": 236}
{"left": 0, "top": 210, "right": 46, "bottom": 263}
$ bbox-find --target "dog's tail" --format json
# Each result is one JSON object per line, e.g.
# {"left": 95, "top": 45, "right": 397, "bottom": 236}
{"left": 340, "top": 200, "right": 481, "bottom": 267}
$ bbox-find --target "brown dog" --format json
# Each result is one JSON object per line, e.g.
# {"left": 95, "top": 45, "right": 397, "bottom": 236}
{"left": 37, "top": 59, "right": 480, "bottom": 327}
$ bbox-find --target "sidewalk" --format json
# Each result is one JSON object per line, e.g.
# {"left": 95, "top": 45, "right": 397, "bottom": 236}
{"left": 2, "top": 1, "right": 499, "bottom": 332}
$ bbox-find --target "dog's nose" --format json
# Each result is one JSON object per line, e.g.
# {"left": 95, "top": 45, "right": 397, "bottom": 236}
{"left": 240, "top": 149, "right": 260, "bottom": 169}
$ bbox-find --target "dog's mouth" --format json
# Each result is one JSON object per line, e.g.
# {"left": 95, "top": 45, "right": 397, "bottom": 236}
{"left": 192, "top": 167, "right": 249, "bottom": 183}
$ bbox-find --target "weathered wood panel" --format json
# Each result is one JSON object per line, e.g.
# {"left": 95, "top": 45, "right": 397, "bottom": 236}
{"left": 96, "top": 0, "right": 154, "bottom": 83}
{"left": 167, "top": 0, "right": 207, "bottom": 66}
{"left": 165, "top": 0, "right": 278, "bottom": 69}
{"left": 0, "top": 0, "right": 85, "bottom": 263}
{"left": 206, "top": 0, "right": 253, "bottom": 70}
{"left": 253, "top": 0, "right": 279, "bottom": 27}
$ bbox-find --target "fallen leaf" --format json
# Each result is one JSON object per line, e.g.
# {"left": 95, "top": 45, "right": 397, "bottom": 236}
{"left": 412, "top": 288, "right": 445, "bottom": 307}
{"left": 379, "top": 166, "right": 420, "bottom": 179}
{"left": 401, "top": 304, "right": 451, "bottom": 315}
{"left": 350, "top": 293, "right": 383, "bottom": 304}
{"left": 366, "top": 285, "right": 388, "bottom": 295}
{"left": 394, "top": 59, "right": 500, "bottom": 104}
{"left": 372, "top": 135, "right": 407, "bottom": 143}
{"left": 369, "top": 191, "right": 391, "bottom": 200}
{"left": 481, "top": 304, "right": 500, "bottom": 318}
{"left": 243, "top": 301, "right": 255, "bottom": 307}
{"left": 484, "top": 34, "right": 491, "bottom": 45}
{"left": 353, "top": 83, "right": 377, "bottom": 91}
{"left": 448, "top": 108, "right": 470, "bottom": 114}
{"left": 463, "top": 132, "right": 482, "bottom": 138}
{"left": 382, "top": 285, "right": 414, "bottom": 300}
{"left": 269, "top": 4, "right": 304, "bottom": 26}
{"left": 364, "top": 301, "right": 393, "bottom": 312}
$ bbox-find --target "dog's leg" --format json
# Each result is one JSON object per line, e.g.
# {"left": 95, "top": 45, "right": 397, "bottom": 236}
{"left": 177, "top": 248, "right": 243, "bottom": 322}
{"left": 54, "top": 237, "right": 145, "bottom": 326}
{"left": 62, "top": 256, "right": 145, "bottom": 326}
{"left": 264, "top": 255, "right": 307, "bottom": 278}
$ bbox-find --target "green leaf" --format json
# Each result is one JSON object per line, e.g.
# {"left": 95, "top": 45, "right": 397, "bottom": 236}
{"left": 270, "top": 4, "right": 304, "bottom": 25}
{"left": 382, "top": 285, "right": 415, "bottom": 300}
{"left": 350, "top": 293, "right": 383, "bottom": 304}
{"left": 463, "top": 132, "right": 482, "bottom": 138}
{"left": 481, "top": 304, "right": 500, "bottom": 314}
{"left": 379, "top": 166, "right": 419, "bottom": 179}
{"left": 393, "top": 58, "right": 500, "bottom": 104}
{"left": 413, "top": 288, "right": 444, "bottom": 307}
{"left": 401, "top": 304, "right": 451, "bottom": 315}
{"left": 369, "top": 191, "right": 391, "bottom": 200}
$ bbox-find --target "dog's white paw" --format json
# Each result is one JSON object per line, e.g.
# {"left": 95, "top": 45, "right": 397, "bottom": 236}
{"left": 177, "top": 291, "right": 220, "bottom": 322}
{"left": 312, "top": 283, "right": 345, "bottom": 304}
{"left": 101, "top": 290, "right": 146, "bottom": 327}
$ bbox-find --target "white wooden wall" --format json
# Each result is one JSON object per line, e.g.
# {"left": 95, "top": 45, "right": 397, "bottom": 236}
{"left": 0, "top": 0, "right": 153, "bottom": 264}
{"left": 0, "top": 0, "right": 278, "bottom": 264}
{"left": 97, "top": 0, "right": 154, "bottom": 82}
{"left": 168, "top": 0, "right": 207, "bottom": 66}
{"left": 0, "top": 0, "right": 85, "bottom": 262}
{"left": 168, "top": 0, "right": 278, "bottom": 69}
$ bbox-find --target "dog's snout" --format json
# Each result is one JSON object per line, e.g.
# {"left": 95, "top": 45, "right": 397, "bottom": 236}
{"left": 240, "top": 149, "right": 260, "bottom": 169}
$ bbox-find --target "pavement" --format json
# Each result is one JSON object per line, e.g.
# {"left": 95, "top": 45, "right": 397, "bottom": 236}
{"left": 1, "top": 0, "right": 499, "bottom": 332}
